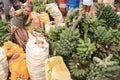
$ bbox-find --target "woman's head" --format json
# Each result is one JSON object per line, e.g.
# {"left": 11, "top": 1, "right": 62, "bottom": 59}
{"left": 23, "top": 4, "right": 33, "bottom": 16}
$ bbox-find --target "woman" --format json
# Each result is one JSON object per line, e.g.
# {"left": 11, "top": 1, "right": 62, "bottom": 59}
{"left": 11, "top": 4, "right": 33, "bottom": 51}
{"left": 82, "top": 0, "right": 93, "bottom": 12}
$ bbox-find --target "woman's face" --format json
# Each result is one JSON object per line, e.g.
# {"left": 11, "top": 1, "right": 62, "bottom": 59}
{"left": 24, "top": 6, "right": 32, "bottom": 16}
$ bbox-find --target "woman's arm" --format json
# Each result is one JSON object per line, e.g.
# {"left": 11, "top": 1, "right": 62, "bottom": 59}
{"left": 13, "top": 9, "right": 22, "bottom": 16}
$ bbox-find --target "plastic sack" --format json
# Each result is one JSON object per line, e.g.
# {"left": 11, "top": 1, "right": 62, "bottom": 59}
{"left": 26, "top": 32, "right": 49, "bottom": 80}
{"left": 2, "top": 41, "right": 29, "bottom": 80}
{"left": 46, "top": 3, "right": 64, "bottom": 24}
{"left": 9, "top": 56, "right": 29, "bottom": 80}
{"left": 45, "top": 21, "right": 55, "bottom": 34}
{"left": 0, "top": 47, "right": 8, "bottom": 80}
{"left": 45, "top": 56, "right": 72, "bottom": 80}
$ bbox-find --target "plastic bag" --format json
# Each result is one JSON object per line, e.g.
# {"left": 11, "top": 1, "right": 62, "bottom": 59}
{"left": 2, "top": 41, "right": 29, "bottom": 80}
{"left": 45, "top": 56, "right": 72, "bottom": 80}
{"left": 9, "top": 56, "right": 29, "bottom": 80}
{"left": 26, "top": 32, "right": 49, "bottom": 80}
{"left": 0, "top": 47, "right": 8, "bottom": 80}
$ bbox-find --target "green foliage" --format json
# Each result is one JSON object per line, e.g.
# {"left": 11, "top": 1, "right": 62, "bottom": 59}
{"left": 65, "top": 8, "right": 85, "bottom": 28}
{"left": 87, "top": 55, "right": 120, "bottom": 80}
{"left": 76, "top": 38, "right": 96, "bottom": 61}
{"left": 0, "top": 21, "right": 11, "bottom": 46}
{"left": 96, "top": 4, "right": 120, "bottom": 28}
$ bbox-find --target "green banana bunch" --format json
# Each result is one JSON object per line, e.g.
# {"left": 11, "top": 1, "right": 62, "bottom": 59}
{"left": 47, "top": 26, "right": 64, "bottom": 42}
{"left": 53, "top": 27, "right": 80, "bottom": 56}
{"left": 87, "top": 55, "right": 120, "bottom": 80}
{"left": 94, "top": 26, "right": 113, "bottom": 43}
{"left": 65, "top": 8, "right": 85, "bottom": 28}
{"left": 94, "top": 26, "right": 119, "bottom": 58}
{"left": 96, "top": 4, "right": 120, "bottom": 28}
{"left": 31, "top": 0, "right": 46, "bottom": 12}
{"left": 76, "top": 38, "right": 96, "bottom": 61}
{"left": 69, "top": 54, "right": 89, "bottom": 80}
{"left": 81, "top": 13, "right": 106, "bottom": 40}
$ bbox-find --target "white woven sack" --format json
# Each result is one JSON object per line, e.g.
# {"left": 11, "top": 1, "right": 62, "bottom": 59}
{"left": 46, "top": 3, "right": 64, "bottom": 24}
{"left": 0, "top": 47, "right": 8, "bottom": 80}
{"left": 26, "top": 32, "right": 49, "bottom": 80}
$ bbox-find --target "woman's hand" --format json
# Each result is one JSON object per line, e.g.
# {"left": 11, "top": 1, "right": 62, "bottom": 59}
{"left": 10, "top": 53, "right": 19, "bottom": 60}
{"left": 10, "top": 25, "right": 18, "bottom": 34}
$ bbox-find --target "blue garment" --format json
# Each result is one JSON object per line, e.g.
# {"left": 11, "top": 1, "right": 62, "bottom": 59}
{"left": 83, "top": 0, "right": 93, "bottom": 6}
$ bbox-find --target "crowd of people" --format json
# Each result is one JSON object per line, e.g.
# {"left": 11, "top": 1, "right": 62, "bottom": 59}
{"left": 82, "top": 0, "right": 120, "bottom": 13}
{"left": 0, "top": 0, "right": 30, "bottom": 21}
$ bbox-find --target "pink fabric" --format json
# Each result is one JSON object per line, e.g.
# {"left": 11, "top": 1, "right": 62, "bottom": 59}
{"left": 9, "top": 6, "right": 15, "bottom": 16}
{"left": 31, "top": 12, "right": 40, "bottom": 30}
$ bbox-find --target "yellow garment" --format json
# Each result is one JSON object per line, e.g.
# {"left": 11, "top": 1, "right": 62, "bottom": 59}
{"left": 39, "top": 12, "right": 50, "bottom": 26}
{"left": 45, "top": 56, "right": 72, "bottom": 80}
{"left": 2, "top": 41, "right": 29, "bottom": 80}
{"left": 25, "top": 14, "right": 34, "bottom": 33}
{"left": 15, "top": 9, "right": 22, "bottom": 16}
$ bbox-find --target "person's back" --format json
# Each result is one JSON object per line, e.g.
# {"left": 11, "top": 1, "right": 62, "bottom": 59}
{"left": 10, "top": 0, "right": 21, "bottom": 10}
{"left": 2, "top": 0, "right": 12, "bottom": 21}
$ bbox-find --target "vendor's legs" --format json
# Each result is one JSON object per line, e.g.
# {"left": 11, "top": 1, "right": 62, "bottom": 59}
{"left": 82, "top": 5, "right": 91, "bottom": 12}
{"left": 86, "top": 6, "right": 91, "bottom": 12}
{"left": 82, "top": 5, "right": 87, "bottom": 11}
